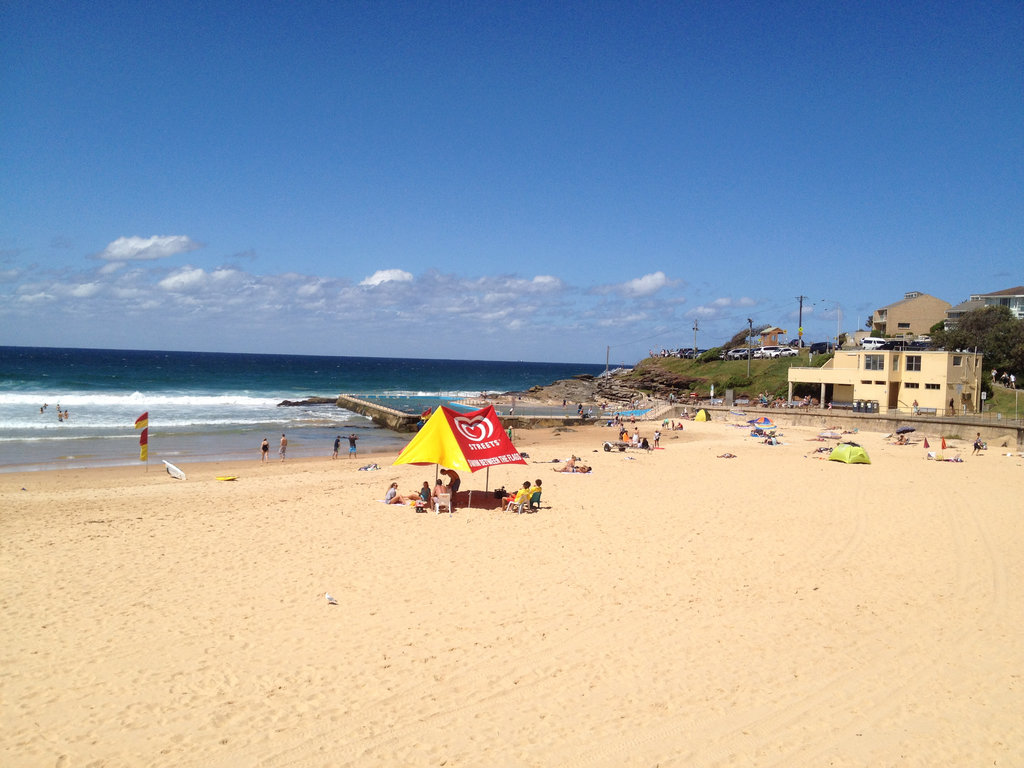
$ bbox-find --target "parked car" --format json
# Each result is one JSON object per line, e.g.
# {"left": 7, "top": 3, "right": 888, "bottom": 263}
{"left": 809, "top": 342, "right": 831, "bottom": 355}
{"left": 777, "top": 347, "right": 798, "bottom": 357}
{"left": 757, "top": 346, "right": 783, "bottom": 358}
{"left": 726, "top": 348, "right": 751, "bottom": 360}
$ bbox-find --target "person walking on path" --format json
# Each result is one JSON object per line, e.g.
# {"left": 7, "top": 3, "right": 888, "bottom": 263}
{"left": 279, "top": 433, "right": 288, "bottom": 461}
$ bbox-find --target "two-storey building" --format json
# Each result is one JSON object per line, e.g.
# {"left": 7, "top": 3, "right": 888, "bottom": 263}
{"left": 787, "top": 348, "right": 983, "bottom": 415}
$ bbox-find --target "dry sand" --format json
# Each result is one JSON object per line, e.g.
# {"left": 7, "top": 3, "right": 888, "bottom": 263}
{"left": 2, "top": 418, "right": 1022, "bottom": 767}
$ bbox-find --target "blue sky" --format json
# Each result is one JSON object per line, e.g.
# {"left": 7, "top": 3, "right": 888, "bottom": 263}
{"left": 2, "top": 1, "right": 1021, "bottom": 364}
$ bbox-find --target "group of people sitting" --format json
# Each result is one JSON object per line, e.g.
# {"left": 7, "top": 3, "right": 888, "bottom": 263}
{"left": 502, "top": 479, "right": 543, "bottom": 512}
{"left": 383, "top": 468, "right": 461, "bottom": 510}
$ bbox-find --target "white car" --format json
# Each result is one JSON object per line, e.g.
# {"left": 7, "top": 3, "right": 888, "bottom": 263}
{"left": 777, "top": 347, "right": 798, "bottom": 357}
{"left": 756, "top": 346, "right": 782, "bottom": 358}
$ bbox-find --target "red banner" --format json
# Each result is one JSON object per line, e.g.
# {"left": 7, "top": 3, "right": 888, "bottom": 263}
{"left": 442, "top": 406, "right": 524, "bottom": 470}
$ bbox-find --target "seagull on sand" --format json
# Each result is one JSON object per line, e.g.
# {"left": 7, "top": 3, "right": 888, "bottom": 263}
{"left": 324, "top": 592, "right": 338, "bottom": 605}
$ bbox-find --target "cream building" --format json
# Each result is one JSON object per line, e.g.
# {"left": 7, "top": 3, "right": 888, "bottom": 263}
{"left": 946, "top": 285, "right": 1024, "bottom": 324}
{"left": 870, "top": 291, "right": 951, "bottom": 339}
{"left": 787, "top": 348, "right": 983, "bottom": 415}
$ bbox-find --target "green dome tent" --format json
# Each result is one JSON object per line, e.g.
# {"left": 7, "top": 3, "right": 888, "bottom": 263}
{"left": 828, "top": 442, "right": 871, "bottom": 464}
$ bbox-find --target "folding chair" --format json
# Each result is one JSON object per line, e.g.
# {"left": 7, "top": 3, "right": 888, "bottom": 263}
{"left": 434, "top": 493, "right": 452, "bottom": 516}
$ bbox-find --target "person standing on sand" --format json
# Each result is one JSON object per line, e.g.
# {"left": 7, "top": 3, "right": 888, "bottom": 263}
{"left": 347, "top": 433, "right": 359, "bottom": 458}
{"left": 440, "top": 468, "right": 460, "bottom": 512}
{"left": 332, "top": 435, "right": 340, "bottom": 459}
{"left": 279, "top": 433, "right": 288, "bottom": 461}
{"left": 261, "top": 437, "right": 269, "bottom": 462}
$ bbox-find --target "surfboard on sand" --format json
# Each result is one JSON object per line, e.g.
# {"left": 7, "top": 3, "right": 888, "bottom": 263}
{"left": 216, "top": 476, "right": 237, "bottom": 481}
{"left": 162, "top": 460, "right": 186, "bottom": 480}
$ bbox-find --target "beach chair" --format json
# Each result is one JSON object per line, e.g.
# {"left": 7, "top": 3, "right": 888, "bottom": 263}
{"left": 505, "top": 497, "right": 526, "bottom": 514}
{"left": 434, "top": 493, "right": 452, "bottom": 516}
{"left": 529, "top": 491, "right": 541, "bottom": 512}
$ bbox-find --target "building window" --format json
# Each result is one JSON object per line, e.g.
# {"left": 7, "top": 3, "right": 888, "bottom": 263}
{"left": 904, "top": 382, "right": 919, "bottom": 389}
{"left": 864, "top": 354, "right": 884, "bottom": 371}
{"left": 925, "top": 383, "right": 940, "bottom": 390}
{"left": 897, "top": 322, "right": 911, "bottom": 329}
{"left": 906, "top": 355, "right": 922, "bottom": 372}
{"left": 953, "top": 356, "right": 962, "bottom": 366}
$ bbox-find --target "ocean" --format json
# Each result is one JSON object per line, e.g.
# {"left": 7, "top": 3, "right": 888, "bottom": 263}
{"left": 0, "top": 346, "right": 610, "bottom": 472}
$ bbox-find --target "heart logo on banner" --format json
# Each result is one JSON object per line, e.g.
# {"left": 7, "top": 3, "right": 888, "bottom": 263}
{"left": 454, "top": 415, "right": 494, "bottom": 442}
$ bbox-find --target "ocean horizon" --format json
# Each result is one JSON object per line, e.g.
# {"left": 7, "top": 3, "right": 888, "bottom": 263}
{"left": 0, "top": 345, "right": 614, "bottom": 472}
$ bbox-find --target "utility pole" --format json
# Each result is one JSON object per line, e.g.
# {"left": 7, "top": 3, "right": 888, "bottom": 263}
{"left": 747, "top": 317, "right": 753, "bottom": 376}
{"left": 796, "top": 295, "right": 807, "bottom": 346}
{"left": 692, "top": 320, "right": 699, "bottom": 357}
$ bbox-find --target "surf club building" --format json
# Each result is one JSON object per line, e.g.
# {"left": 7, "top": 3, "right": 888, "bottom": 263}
{"left": 786, "top": 348, "right": 984, "bottom": 415}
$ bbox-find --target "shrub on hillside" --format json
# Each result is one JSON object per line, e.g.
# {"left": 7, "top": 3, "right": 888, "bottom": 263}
{"left": 698, "top": 347, "right": 721, "bottom": 363}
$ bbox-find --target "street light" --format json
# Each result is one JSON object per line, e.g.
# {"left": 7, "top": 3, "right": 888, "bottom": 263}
{"left": 819, "top": 299, "right": 842, "bottom": 350}
{"left": 747, "top": 317, "right": 753, "bottom": 377}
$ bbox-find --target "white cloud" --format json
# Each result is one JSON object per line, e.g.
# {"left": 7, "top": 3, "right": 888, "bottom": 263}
{"left": 159, "top": 266, "right": 207, "bottom": 291}
{"left": 360, "top": 269, "right": 414, "bottom": 287}
{"left": 622, "top": 271, "right": 670, "bottom": 298}
{"left": 98, "top": 235, "right": 201, "bottom": 262}
{"left": 69, "top": 282, "right": 101, "bottom": 298}
{"left": 531, "top": 275, "right": 564, "bottom": 291}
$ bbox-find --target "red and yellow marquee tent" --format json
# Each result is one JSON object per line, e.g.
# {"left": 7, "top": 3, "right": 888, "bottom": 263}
{"left": 393, "top": 405, "right": 525, "bottom": 473}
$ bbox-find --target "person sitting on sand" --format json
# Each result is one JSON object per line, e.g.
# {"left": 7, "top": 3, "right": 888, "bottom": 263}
{"left": 384, "top": 482, "right": 404, "bottom": 504}
{"left": 556, "top": 456, "right": 577, "bottom": 472}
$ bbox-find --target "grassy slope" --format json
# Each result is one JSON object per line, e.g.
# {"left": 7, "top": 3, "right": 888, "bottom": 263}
{"left": 630, "top": 353, "right": 831, "bottom": 400}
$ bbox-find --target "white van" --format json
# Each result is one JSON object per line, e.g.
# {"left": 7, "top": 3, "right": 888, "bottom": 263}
{"left": 860, "top": 337, "right": 887, "bottom": 350}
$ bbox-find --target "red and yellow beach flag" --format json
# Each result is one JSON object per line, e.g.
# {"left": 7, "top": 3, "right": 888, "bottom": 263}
{"left": 135, "top": 412, "right": 149, "bottom": 462}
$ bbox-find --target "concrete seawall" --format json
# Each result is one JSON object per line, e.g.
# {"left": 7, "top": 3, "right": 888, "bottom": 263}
{"left": 336, "top": 395, "right": 422, "bottom": 432}
{"left": 336, "top": 395, "right": 602, "bottom": 433}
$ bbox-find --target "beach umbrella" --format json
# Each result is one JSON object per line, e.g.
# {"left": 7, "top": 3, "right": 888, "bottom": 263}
{"left": 393, "top": 405, "right": 525, "bottom": 494}
{"left": 748, "top": 416, "right": 775, "bottom": 429}
{"left": 828, "top": 442, "right": 871, "bottom": 464}
{"left": 896, "top": 426, "right": 916, "bottom": 434}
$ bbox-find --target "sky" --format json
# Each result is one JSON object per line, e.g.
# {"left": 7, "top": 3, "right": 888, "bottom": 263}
{"left": 2, "top": 1, "right": 1022, "bottom": 365}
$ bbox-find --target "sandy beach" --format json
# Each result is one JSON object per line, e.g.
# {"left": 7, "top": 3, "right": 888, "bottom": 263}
{"left": 2, "top": 417, "right": 1022, "bottom": 767}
